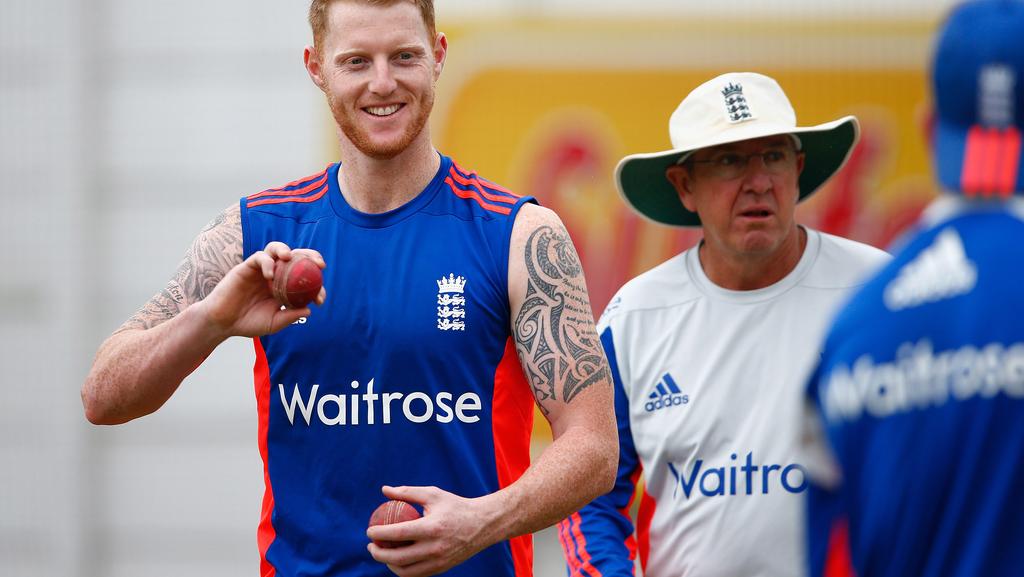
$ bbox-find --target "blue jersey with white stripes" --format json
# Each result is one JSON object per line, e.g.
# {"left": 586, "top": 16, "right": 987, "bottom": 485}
{"left": 806, "top": 199, "right": 1024, "bottom": 577}
{"left": 239, "top": 154, "right": 537, "bottom": 577}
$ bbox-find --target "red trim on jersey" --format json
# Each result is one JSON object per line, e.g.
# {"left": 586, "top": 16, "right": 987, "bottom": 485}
{"left": 263, "top": 169, "right": 327, "bottom": 193}
{"left": 247, "top": 184, "right": 329, "bottom": 208}
{"left": 555, "top": 520, "right": 576, "bottom": 575}
{"left": 568, "top": 512, "right": 603, "bottom": 577}
{"left": 451, "top": 162, "right": 520, "bottom": 196}
{"left": 561, "top": 466, "right": 642, "bottom": 575}
{"left": 636, "top": 485, "right": 656, "bottom": 572}
{"left": 247, "top": 171, "right": 329, "bottom": 201}
{"left": 557, "top": 516, "right": 602, "bottom": 577}
{"left": 254, "top": 338, "right": 277, "bottom": 577}
{"left": 444, "top": 177, "right": 513, "bottom": 215}
{"left": 619, "top": 467, "right": 644, "bottom": 562}
{"left": 491, "top": 337, "right": 534, "bottom": 576}
{"left": 824, "top": 518, "right": 857, "bottom": 577}
{"left": 961, "top": 127, "right": 1022, "bottom": 197}
{"left": 447, "top": 167, "right": 520, "bottom": 204}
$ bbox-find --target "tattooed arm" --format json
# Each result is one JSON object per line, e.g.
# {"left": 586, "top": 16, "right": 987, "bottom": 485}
{"left": 497, "top": 202, "right": 618, "bottom": 529}
{"left": 81, "top": 204, "right": 324, "bottom": 425}
{"left": 366, "top": 204, "right": 617, "bottom": 577}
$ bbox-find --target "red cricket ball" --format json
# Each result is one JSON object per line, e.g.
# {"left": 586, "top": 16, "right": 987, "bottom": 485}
{"left": 271, "top": 255, "right": 323, "bottom": 308}
{"left": 368, "top": 500, "right": 421, "bottom": 548}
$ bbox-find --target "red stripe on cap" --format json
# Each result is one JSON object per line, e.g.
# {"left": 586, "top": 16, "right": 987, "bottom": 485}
{"left": 996, "top": 128, "right": 1022, "bottom": 198}
{"left": 824, "top": 518, "right": 857, "bottom": 577}
{"left": 982, "top": 129, "right": 1002, "bottom": 197}
{"left": 962, "top": 127, "right": 1022, "bottom": 197}
{"left": 962, "top": 126, "right": 994, "bottom": 197}
{"left": 254, "top": 338, "right": 278, "bottom": 577}
{"left": 491, "top": 337, "right": 534, "bottom": 576}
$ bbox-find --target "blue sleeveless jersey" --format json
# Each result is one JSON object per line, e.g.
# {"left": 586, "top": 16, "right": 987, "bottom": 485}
{"left": 806, "top": 199, "right": 1024, "bottom": 577}
{"left": 239, "top": 154, "right": 537, "bottom": 577}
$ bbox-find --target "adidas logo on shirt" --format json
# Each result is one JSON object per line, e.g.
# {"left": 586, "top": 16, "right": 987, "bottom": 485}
{"left": 644, "top": 373, "right": 689, "bottom": 412}
{"left": 883, "top": 228, "right": 977, "bottom": 311}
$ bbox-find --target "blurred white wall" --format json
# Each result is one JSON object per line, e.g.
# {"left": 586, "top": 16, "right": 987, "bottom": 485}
{"left": 0, "top": 1, "right": 958, "bottom": 577}
{"left": 3, "top": 2, "right": 319, "bottom": 576}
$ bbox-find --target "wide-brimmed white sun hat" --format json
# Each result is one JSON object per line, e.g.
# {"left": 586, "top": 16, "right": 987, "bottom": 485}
{"left": 616, "top": 72, "right": 860, "bottom": 227}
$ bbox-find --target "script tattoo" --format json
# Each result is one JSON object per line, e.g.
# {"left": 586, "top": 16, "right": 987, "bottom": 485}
{"left": 514, "top": 225, "right": 609, "bottom": 415}
{"left": 118, "top": 204, "right": 243, "bottom": 332}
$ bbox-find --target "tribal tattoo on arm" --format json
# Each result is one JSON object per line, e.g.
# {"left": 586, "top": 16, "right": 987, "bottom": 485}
{"left": 514, "top": 225, "right": 610, "bottom": 416}
{"left": 116, "top": 204, "right": 243, "bottom": 332}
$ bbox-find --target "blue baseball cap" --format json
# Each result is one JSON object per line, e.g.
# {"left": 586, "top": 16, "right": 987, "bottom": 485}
{"left": 933, "top": 0, "right": 1024, "bottom": 196}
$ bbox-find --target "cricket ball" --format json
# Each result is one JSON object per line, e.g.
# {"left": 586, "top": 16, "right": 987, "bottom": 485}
{"left": 271, "top": 255, "right": 322, "bottom": 308}
{"left": 368, "top": 500, "right": 421, "bottom": 548}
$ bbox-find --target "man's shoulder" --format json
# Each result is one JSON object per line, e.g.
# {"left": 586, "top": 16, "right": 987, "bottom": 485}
{"left": 815, "top": 229, "right": 891, "bottom": 265}
{"left": 242, "top": 165, "right": 335, "bottom": 218}
{"left": 598, "top": 250, "right": 698, "bottom": 329}
{"left": 804, "top": 229, "right": 892, "bottom": 290}
{"left": 861, "top": 205, "right": 1024, "bottom": 315}
{"left": 444, "top": 157, "right": 531, "bottom": 221}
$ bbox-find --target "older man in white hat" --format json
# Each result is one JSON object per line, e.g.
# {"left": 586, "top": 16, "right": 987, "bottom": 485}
{"left": 557, "top": 73, "right": 889, "bottom": 577}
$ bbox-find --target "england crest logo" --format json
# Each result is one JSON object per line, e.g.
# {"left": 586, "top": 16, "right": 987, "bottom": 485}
{"left": 436, "top": 273, "right": 467, "bottom": 331}
{"left": 721, "top": 82, "right": 754, "bottom": 123}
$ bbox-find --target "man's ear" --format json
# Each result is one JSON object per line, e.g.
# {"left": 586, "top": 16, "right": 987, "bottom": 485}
{"left": 433, "top": 33, "right": 448, "bottom": 79}
{"left": 304, "top": 45, "right": 326, "bottom": 91}
{"left": 666, "top": 164, "right": 697, "bottom": 212}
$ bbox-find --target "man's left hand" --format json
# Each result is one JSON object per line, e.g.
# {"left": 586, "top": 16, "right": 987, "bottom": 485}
{"left": 366, "top": 485, "right": 501, "bottom": 577}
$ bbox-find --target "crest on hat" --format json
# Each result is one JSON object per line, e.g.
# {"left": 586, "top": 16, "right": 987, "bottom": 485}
{"left": 721, "top": 82, "right": 754, "bottom": 123}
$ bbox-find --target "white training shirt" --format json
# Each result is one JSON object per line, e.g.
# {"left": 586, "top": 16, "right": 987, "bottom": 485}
{"left": 564, "top": 229, "right": 888, "bottom": 577}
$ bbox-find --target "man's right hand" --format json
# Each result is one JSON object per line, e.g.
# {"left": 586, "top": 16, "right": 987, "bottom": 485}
{"left": 197, "top": 241, "right": 327, "bottom": 338}
{"left": 82, "top": 204, "right": 327, "bottom": 425}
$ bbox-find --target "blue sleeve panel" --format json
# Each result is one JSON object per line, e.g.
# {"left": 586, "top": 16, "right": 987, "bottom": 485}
{"left": 560, "top": 327, "right": 640, "bottom": 577}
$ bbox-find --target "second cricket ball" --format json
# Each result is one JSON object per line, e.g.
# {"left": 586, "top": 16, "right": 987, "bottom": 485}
{"left": 368, "top": 500, "right": 421, "bottom": 548}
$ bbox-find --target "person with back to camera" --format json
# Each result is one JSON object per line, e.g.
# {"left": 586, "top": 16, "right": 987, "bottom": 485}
{"left": 80, "top": 1, "right": 618, "bottom": 576}
{"left": 804, "top": 2, "right": 1024, "bottom": 575}
{"left": 558, "top": 72, "right": 889, "bottom": 576}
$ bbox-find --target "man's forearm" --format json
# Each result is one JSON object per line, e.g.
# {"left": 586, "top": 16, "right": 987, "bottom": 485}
{"left": 481, "top": 422, "right": 617, "bottom": 545}
{"left": 82, "top": 304, "right": 227, "bottom": 425}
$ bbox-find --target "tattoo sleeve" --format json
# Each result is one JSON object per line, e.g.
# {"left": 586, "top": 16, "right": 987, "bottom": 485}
{"left": 117, "top": 204, "right": 243, "bottom": 332}
{"left": 514, "top": 225, "right": 610, "bottom": 415}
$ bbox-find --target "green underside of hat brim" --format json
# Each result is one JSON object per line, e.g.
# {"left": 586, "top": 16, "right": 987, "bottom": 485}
{"left": 618, "top": 119, "right": 858, "bottom": 227}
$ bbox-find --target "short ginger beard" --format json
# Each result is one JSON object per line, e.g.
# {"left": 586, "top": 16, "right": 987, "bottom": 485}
{"left": 327, "top": 89, "right": 435, "bottom": 160}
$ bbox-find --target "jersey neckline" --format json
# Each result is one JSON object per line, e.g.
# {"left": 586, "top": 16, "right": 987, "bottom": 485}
{"left": 686, "top": 226, "right": 821, "bottom": 304}
{"left": 327, "top": 153, "right": 451, "bottom": 228}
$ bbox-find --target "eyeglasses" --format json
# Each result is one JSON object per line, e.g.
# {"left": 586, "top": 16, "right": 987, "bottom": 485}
{"left": 685, "top": 148, "right": 799, "bottom": 180}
